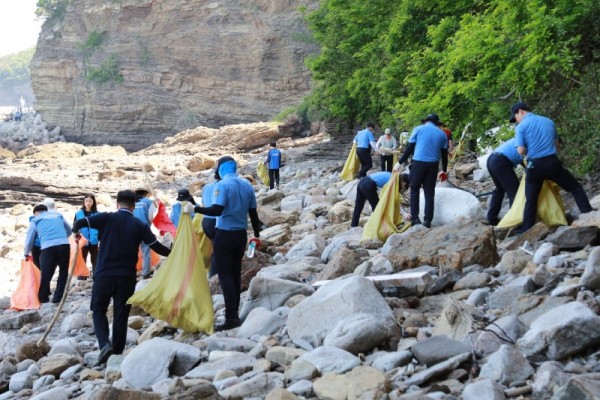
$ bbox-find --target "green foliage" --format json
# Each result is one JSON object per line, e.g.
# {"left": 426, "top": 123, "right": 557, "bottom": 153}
{"left": 35, "top": 0, "right": 69, "bottom": 20}
{"left": 0, "top": 48, "right": 35, "bottom": 90}
{"left": 86, "top": 54, "right": 124, "bottom": 85}
{"left": 301, "top": 0, "right": 600, "bottom": 173}
{"left": 79, "top": 31, "right": 105, "bottom": 59}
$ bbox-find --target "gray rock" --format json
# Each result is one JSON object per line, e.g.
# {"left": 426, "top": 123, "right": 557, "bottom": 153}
{"left": 121, "top": 337, "right": 201, "bottom": 389}
{"left": 323, "top": 313, "right": 394, "bottom": 354}
{"left": 0, "top": 331, "right": 19, "bottom": 359}
{"left": 552, "top": 373, "right": 600, "bottom": 400}
{"left": 532, "top": 265, "right": 555, "bottom": 287}
{"left": 59, "top": 313, "right": 88, "bottom": 334}
{"left": 580, "top": 247, "right": 600, "bottom": 290}
{"left": 403, "top": 352, "right": 471, "bottom": 387}
{"left": 0, "top": 310, "right": 40, "bottom": 330}
{"left": 202, "top": 336, "right": 257, "bottom": 352}
{"left": 237, "top": 307, "right": 287, "bottom": 338}
{"left": 487, "top": 276, "right": 535, "bottom": 310}
{"left": 17, "top": 359, "right": 37, "bottom": 372}
{"left": 371, "top": 351, "right": 413, "bottom": 372}
{"left": 286, "top": 234, "right": 327, "bottom": 260}
{"left": 8, "top": 371, "right": 33, "bottom": 392}
{"left": 463, "top": 379, "right": 506, "bottom": 400}
{"left": 287, "top": 276, "right": 397, "bottom": 348}
{"left": 105, "top": 354, "right": 125, "bottom": 383}
{"left": 239, "top": 276, "right": 313, "bottom": 320}
{"left": 411, "top": 335, "right": 471, "bottom": 366}
{"left": 32, "top": 375, "right": 55, "bottom": 391}
{"left": 547, "top": 226, "right": 599, "bottom": 250}
{"left": 470, "top": 315, "right": 528, "bottom": 356}
{"left": 453, "top": 271, "right": 491, "bottom": 291}
{"left": 320, "top": 227, "right": 363, "bottom": 263}
{"left": 287, "top": 379, "right": 313, "bottom": 397}
{"left": 185, "top": 354, "right": 256, "bottom": 380}
{"left": 0, "top": 359, "right": 16, "bottom": 375}
{"left": 265, "top": 346, "right": 306, "bottom": 367}
{"left": 284, "top": 359, "right": 319, "bottom": 382}
{"left": 479, "top": 345, "right": 534, "bottom": 385}
{"left": 518, "top": 301, "right": 600, "bottom": 360}
{"left": 533, "top": 242, "right": 555, "bottom": 265}
{"left": 59, "top": 363, "right": 82, "bottom": 380}
{"left": 316, "top": 246, "right": 363, "bottom": 281}
{"left": 465, "top": 288, "right": 491, "bottom": 306}
{"left": 48, "top": 338, "right": 81, "bottom": 356}
{"left": 26, "top": 363, "right": 40, "bottom": 376}
{"left": 532, "top": 361, "right": 569, "bottom": 397}
{"left": 296, "top": 346, "right": 361, "bottom": 374}
{"left": 257, "top": 257, "right": 322, "bottom": 280}
{"left": 30, "top": 387, "right": 69, "bottom": 400}
{"left": 219, "top": 372, "right": 285, "bottom": 399}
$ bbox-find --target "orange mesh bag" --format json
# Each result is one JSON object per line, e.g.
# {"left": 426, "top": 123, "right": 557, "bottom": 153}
{"left": 10, "top": 259, "right": 41, "bottom": 311}
{"left": 73, "top": 237, "right": 90, "bottom": 277}
{"left": 135, "top": 248, "right": 161, "bottom": 272}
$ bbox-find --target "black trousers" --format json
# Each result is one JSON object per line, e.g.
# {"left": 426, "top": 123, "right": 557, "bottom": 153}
{"left": 202, "top": 218, "right": 218, "bottom": 277}
{"left": 90, "top": 275, "right": 137, "bottom": 354}
{"left": 356, "top": 147, "right": 372, "bottom": 178}
{"left": 39, "top": 244, "right": 70, "bottom": 303}
{"left": 32, "top": 245, "right": 41, "bottom": 270}
{"left": 523, "top": 155, "right": 592, "bottom": 231}
{"left": 268, "top": 169, "right": 280, "bottom": 189}
{"left": 82, "top": 244, "right": 99, "bottom": 276}
{"left": 212, "top": 229, "right": 247, "bottom": 321}
{"left": 409, "top": 161, "right": 439, "bottom": 227}
{"left": 486, "top": 153, "right": 519, "bottom": 225}
{"left": 381, "top": 155, "right": 394, "bottom": 172}
{"left": 351, "top": 177, "right": 379, "bottom": 227}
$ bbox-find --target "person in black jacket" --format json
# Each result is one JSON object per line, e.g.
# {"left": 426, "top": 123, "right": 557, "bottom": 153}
{"left": 73, "top": 190, "right": 171, "bottom": 366}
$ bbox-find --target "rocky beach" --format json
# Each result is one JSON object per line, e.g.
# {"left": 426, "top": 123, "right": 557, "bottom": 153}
{"left": 1, "top": 114, "right": 600, "bottom": 399}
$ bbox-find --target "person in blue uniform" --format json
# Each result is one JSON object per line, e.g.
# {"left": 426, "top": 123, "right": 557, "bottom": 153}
{"left": 194, "top": 156, "right": 261, "bottom": 331}
{"left": 73, "top": 194, "right": 100, "bottom": 278}
{"left": 486, "top": 138, "right": 524, "bottom": 226}
{"left": 169, "top": 188, "right": 196, "bottom": 229}
{"left": 72, "top": 190, "right": 171, "bottom": 366}
{"left": 265, "top": 142, "right": 282, "bottom": 190}
{"left": 350, "top": 171, "right": 394, "bottom": 227}
{"left": 511, "top": 102, "right": 593, "bottom": 232}
{"left": 396, "top": 113, "right": 448, "bottom": 228}
{"left": 134, "top": 187, "right": 155, "bottom": 279}
{"left": 28, "top": 204, "right": 48, "bottom": 269}
{"left": 23, "top": 198, "right": 71, "bottom": 303}
{"left": 353, "top": 123, "right": 378, "bottom": 178}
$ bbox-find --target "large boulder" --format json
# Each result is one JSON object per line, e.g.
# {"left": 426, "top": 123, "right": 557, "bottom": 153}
{"left": 285, "top": 234, "right": 327, "bottom": 260}
{"left": 383, "top": 220, "right": 498, "bottom": 272}
{"left": 239, "top": 276, "right": 314, "bottom": 320}
{"left": 287, "top": 276, "right": 398, "bottom": 349}
{"left": 417, "top": 187, "right": 483, "bottom": 226}
{"left": 517, "top": 301, "right": 600, "bottom": 360}
{"left": 580, "top": 247, "right": 600, "bottom": 290}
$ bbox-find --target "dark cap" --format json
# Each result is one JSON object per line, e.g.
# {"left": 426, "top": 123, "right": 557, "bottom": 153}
{"left": 421, "top": 113, "right": 443, "bottom": 126}
{"left": 509, "top": 102, "right": 531, "bottom": 123}
{"left": 176, "top": 188, "right": 192, "bottom": 201}
{"left": 215, "top": 156, "right": 236, "bottom": 180}
{"left": 270, "top": 142, "right": 277, "bottom": 147}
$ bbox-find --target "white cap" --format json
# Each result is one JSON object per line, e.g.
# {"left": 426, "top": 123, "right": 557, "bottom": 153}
{"left": 384, "top": 128, "right": 391, "bottom": 134}
{"left": 42, "top": 198, "right": 56, "bottom": 211}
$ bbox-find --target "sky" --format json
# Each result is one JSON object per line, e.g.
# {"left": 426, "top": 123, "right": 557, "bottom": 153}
{"left": 0, "top": 0, "right": 43, "bottom": 57}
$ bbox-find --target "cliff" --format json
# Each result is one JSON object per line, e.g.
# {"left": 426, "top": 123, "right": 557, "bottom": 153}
{"left": 30, "top": 0, "right": 317, "bottom": 150}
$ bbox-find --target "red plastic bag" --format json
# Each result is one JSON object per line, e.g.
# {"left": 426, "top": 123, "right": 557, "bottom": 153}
{"left": 10, "top": 259, "right": 42, "bottom": 311}
{"left": 72, "top": 237, "right": 90, "bottom": 277}
{"left": 153, "top": 199, "right": 176, "bottom": 237}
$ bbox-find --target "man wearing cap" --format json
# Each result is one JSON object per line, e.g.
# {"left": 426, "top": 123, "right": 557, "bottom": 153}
{"left": 486, "top": 138, "right": 524, "bottom": 226}
{"left": 510, "top": 102, "right": 592, "bottom": 232}
{"left": 353, "top": 123, "right": 378, "bottom": 178}
{"left": 395, "top": 113, "right": 449, "bottom": 228}
{"left": 194, "top": 156, "right": 261, "bottom": 331}
{"left": 351, "top": 171, "right": 397, "bottom": 227}
{"left": 265, "top": 142, "right": 282, "bottom": 190}
{"left": 73, "top": 190, "right": 171, "bottom": 365}
{"left": 23, "top": 198, "right": 72, "bottom": 303}
{"left": 134, "top": 188, "right": 156, "bottom": 279}
{"left": 170, "top": 188, "right": 196, "bottom": 229}
{"left": 376, "top": 129, "right": 398, "bottom": 172}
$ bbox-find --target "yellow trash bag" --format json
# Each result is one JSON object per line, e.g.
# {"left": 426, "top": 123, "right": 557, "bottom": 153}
{"left": 362, "top": 172, "right": 409, "bottom": 242}
{"left": 257, "top": 161, "right": 270, "bottom": 187}
{"left": 129, "top": 209, "right": 214, "bottom": 334}
{"left": 340, "top": 142, "right": 360, "bottom": 181}
{"left": 497, "top": 176, "right": 567, "bottom": 228}
{"left": 192, "top": 213, "right": 213, "bottom": 273}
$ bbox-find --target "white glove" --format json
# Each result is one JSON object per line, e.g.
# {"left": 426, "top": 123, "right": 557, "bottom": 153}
{"left": 183, "top": 202, "right": 195, "bottom": 214}
{"left": 392, "top": 162, "right": 402, "bottom": 172}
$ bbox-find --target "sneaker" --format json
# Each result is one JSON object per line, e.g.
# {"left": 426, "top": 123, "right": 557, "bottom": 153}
{"left": 95, "top": 343, "right": 113, "bottom": 366}
{"left": 215, "top": 319, "right": 242, "bottom": 332}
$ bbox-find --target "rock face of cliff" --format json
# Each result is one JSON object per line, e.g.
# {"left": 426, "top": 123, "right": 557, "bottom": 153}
{"left": 30, "top": 0, "right": 317, "bottom": 150}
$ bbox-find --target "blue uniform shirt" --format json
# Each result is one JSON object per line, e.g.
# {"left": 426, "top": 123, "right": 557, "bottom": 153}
{"left": 28, "top": 215, "right": 41, "bottom": 247}
{"left": 75, "top": 209, "right": 99, "bottom": 245}
{"left": 369, "top": 172, "right": 392, "bottom": 188}
{"left": 133, "top": 197, "right": 152, "bottom": 225}
{"left": 266, "top": 149, "right": 282, "bottom": 169}
{"left": 515, "top": 113, "right": 558, "bottom": 159}
{"left": 24, "top": 211, "right": 71, "bottom": 256}
{"left": 202, "top": 182, "right": 217, "bottom": 220}
{"left": 409, "top": 122, "right": 448, "bottom": 162}
{"left": 354, "top": 128, "right": 376, "bottom": 148}
{"left": 495, "top": 138, "right": 523, "bottom": 167}
{"left": 213, "top": 173, "right": 257, "bottom": 231}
